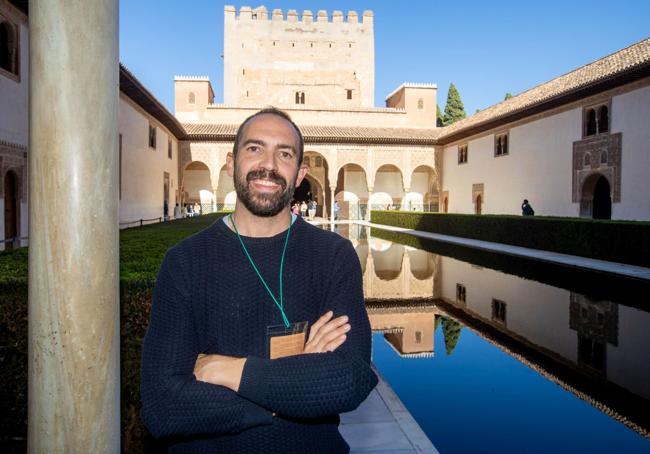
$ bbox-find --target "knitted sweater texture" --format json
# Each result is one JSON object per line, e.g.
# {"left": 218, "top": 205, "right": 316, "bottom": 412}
{"left": 141, "top": 216, "right": 378, "bottom": 453}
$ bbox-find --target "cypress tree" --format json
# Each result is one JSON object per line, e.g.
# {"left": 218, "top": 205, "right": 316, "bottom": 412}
{"left": 504, "top": 92, "right": 513, "bottom": 100}
{"left": 441, "top": 316, "right": 462, "bottom": 355}
{"left": 436, "top": 104, "right": 444, "bottom": 127}
{"left": 442, "top": 83, "right": 466, "bottom": 126}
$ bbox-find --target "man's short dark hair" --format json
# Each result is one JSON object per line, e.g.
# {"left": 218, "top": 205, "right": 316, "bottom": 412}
{"left": 232, "top": 107, "right": 304, "bottom": 165}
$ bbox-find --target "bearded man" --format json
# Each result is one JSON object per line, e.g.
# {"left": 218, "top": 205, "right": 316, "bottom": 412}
{"left": 140, "top": 107, "right": 377, "bottom": 453}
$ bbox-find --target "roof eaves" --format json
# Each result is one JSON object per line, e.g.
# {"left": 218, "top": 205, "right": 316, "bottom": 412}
{"left": 119, "top": 64, "right": 188, "bottom": 140}
{"left": 437, "top": 59, "right": 650, "bottom": 145}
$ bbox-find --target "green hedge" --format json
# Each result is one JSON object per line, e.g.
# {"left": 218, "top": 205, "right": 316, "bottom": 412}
{"left": 370, "top": 211, "right": 650, "bottom": 267}
{"left": 0, "top": 213, "right": 227, "bottom": 452}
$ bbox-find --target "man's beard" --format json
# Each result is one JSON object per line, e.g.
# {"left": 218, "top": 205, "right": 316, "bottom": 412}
{"left": 234, "top": 165, "right": 296, "bottom": 217}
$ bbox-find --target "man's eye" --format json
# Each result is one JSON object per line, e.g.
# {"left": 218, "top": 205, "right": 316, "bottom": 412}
{"left": 247, "top": 146, "right": 260, "bottom": 153}
{"left": 280, "top": 151, "right": 294, "bottom": 159}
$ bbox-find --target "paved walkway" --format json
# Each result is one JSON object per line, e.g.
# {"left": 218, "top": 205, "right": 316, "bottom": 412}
{"left": 338, "top": 220, "right": 650, "bottom": 281}
{"left": 340, "top": 366, "right": 438, "bottom": 453}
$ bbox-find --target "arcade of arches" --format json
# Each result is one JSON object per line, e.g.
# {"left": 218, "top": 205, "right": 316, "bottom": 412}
{"left": 179, "top": 142, "right": 440, "bottom": 220}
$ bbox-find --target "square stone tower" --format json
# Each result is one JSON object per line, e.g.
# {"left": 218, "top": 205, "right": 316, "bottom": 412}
{"left": 223, "top": 5, "right": 375, "bottom": 109}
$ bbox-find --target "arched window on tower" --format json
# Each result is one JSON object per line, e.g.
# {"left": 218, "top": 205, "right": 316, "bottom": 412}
{"left": 188, "top": 92, "right": 195, "bottom": 104}
{"left": 600, "top": 150, "right": 608, "bottom": 165}
{"left": 583, "top": 153, "right": 591, "bottom": 167}
{"left": 598, "top": 106, "right": 609, "bottom": 133}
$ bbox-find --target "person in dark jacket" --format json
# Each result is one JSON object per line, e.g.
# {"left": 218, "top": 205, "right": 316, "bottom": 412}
{"left": 141, "top": 107, "right": 377, "bottom": 453}
{"left": 522, "top": 199, "right": 535, "bottom": 216}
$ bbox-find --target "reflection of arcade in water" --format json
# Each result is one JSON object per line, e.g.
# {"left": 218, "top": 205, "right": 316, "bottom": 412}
{"left": 342, "top": 225, "right": 650, "bottom": 438}
{"left": 337, "top": 224, "right": 441, "bottom": 358}
{"left": 435, "top": 254, "right": 650, "bottom": 439}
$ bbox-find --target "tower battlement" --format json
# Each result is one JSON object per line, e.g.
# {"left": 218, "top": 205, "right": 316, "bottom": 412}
{"left": 224, "top": 5, "right": 373, "bottom": 25}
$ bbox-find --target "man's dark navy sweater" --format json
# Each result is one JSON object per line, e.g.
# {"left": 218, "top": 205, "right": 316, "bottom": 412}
{"left": 141, "top": 216, "right": 378, "bottom": 453}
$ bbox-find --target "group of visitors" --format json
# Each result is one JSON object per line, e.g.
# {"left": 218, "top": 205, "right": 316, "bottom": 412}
{"left": 292, "top": 199, "right": 318, "bottom": 221}
{"left": 173, "top": 202, "right": 202, "bottom": 219}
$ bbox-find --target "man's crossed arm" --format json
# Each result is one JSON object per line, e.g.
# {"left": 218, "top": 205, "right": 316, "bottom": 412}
{"left": 193, "top": 311, "right": 351, "bottom": 392}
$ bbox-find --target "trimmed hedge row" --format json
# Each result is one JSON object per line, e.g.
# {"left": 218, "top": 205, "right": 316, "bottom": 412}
{"left": 370, "top": 211, "right": 650, "bottom": 267}
{"left": 0, "top": 213, "right": 227, "bottom": 453}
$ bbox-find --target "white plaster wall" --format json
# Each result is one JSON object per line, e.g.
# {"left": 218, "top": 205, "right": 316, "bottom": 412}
{"left": 118, "top": 95, "right": 179, "bottom": 225}
{"left": 440, "top": 256, "right": 577, "bottom": 360}
{"left": 184, "top": 169, "right": 212, "bottom": 202}
{"left": 443, "top": 109, "right": 582, "bottom": 216}
{"left": 0, "top": 20, "right": 28, "bottom": 146}
{"left": 611, "top": 84, "right": 650, "bottom": 220}
{"left": 410, "top": 171, "right": 429, "bottom": 195}
{"left": 344, "top": 168, "right": 368, "bottom": 197}
{"left": 607, "top": 306, "right": 650, "bottom": 399}
{"left": 374, "top": 168, "right": 403, "bottom": 199}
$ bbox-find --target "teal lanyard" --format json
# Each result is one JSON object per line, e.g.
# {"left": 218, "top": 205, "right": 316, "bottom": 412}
{"left": 229, "top": 213, "right": 292, "bottom": 328}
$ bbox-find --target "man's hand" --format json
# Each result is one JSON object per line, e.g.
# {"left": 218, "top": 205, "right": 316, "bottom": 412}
{"left": 194, "top": 354, "right": 246, "bottom": 392}
{"left": 304, "top": 311, "right": 351, "bottom": 354}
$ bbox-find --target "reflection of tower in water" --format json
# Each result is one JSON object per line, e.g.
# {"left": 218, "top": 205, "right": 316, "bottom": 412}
{"left": 367, "top": 302, "right": 438, "bottom": 358}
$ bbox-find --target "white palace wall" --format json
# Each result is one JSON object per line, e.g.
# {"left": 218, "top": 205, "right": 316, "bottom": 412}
{"left": 611, "top": 84, "right": 650, "bottom": 220}
{"left": 0, "top": 1, "right": 29, "bottom": 249}
{"left": 118, "top": 94, "right": 179, "bottom": 225}
{"left": 442, "top": 79, "right": 650, "bottom": 220}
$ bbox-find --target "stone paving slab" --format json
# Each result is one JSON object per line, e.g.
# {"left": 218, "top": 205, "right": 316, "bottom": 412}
{"left": 340, "top": 366, "right": 438, "bottom": 453}
{"left": 357, "top": 221, "right": 650, "bottom": 281}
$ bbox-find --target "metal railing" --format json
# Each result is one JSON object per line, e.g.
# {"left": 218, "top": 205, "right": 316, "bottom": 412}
{"left": 119, "top": 217, "right": 163, "bottom": 229}
{"left": 0, "top": 236, "right": 28, "bottom": 250}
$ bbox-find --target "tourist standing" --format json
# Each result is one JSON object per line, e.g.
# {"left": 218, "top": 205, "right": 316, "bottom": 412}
{"left": 141, "top": 107, "right": 376, "bottom": 452}
{"left": 174, "top": 203, "right": 181, "bottom": 220}
{"left": 300, "top": 200, "right": 307, "bottom": 217}
{"left": 334, "top": 200, "right": 340, "bottom": 221}
{"left": 521, "top": 199, "right": 535, "bottom": 216}
{"left": 308, "top": 199, "right": 317, "bottom": 221}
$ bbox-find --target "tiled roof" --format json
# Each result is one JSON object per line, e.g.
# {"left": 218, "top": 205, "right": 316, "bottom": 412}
{"left": 437, "top": 37, "right": 650, "bottom": 144}
{"left": 184, "top": 123, "right": 440, "bottom": 145}
{"left": 119, "top": 64, "right": 187, "bottom": 139}
{"left": 182, "top": 37, "right": 649, "bottom": 145}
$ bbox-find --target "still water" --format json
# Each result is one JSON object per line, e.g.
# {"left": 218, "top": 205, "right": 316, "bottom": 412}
{"left": 332, "top": 223, "right": 650, "bottom": 454}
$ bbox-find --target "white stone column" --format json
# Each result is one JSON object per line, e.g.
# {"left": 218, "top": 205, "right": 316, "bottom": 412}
{"left": 330, "top": 188, "right": 336, "bottom": 224}
{"left": 28, "top": 1, "right": 120, "bottom": 452}
{"left": 366, "top": 187, "right": 373, "bottom": 221}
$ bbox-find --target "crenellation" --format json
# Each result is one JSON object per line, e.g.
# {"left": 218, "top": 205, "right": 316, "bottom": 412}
{"left": 174, "top": 75, "right": 210, "bottom": 81}
{"left": 239, "top": 6, "right": 252, "bottom": 20}
{"left": 254, "top": 6, "right": 268, "bottom": 20}
{"left": 229, "top": 6, "right": 369, "bottom": 24}
{"left": 363, "top": 10, "right": 374, "bottom": 25}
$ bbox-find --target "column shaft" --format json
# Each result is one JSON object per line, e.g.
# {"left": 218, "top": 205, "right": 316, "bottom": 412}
{"left": 28, "top": 1, "right": 120, "bottom": 452}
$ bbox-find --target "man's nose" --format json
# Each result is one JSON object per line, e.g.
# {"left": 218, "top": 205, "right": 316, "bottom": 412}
{"left": 259, "top": 148, "right": 278, "bottom": 170}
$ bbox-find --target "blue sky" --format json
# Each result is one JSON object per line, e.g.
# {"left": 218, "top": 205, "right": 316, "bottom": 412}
{"left": 120, "top": 1, "right": 650, "bottom": 116}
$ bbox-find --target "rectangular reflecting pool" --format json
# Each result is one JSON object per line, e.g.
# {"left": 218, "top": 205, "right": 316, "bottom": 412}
{"left": 329, "top": 223, "right": 650, "bottom": 454}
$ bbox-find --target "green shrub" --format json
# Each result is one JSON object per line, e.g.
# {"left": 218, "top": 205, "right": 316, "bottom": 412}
{"left": 370, "top": 211, "right": 650, "bottom": 267}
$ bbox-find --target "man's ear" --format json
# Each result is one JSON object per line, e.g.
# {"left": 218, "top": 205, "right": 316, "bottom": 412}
{"left": 226, "top": 152, "right": 235, "bottom": 177}
{"left": 295, "top": 163, "right": 308, "bottom": 187}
